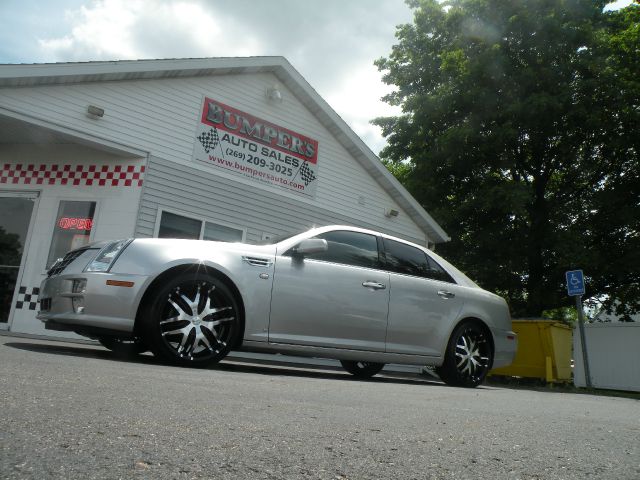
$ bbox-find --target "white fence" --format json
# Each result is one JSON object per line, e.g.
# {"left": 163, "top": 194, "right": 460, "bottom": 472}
{"left": 574, "top": 323, "right": 640, "bottom": 392}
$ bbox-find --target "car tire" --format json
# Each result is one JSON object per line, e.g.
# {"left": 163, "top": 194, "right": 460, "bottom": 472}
{"left": 436, "top": 320, "right": 493, "bottom": 388}
{"left": 141, "top": 272, "right": 240, "bottom": 368}
{"left": 98, "top": 336, "right": 147, "bottom": 356}
{"left": 340, "top": 360, "right": 385, "bottom": 378}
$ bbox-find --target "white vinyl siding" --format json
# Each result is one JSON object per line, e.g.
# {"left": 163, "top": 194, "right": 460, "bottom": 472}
{"left": 0, "top": 73, "right": 427, "bottom": 243}
{"left": 136, "top": 156, "right": 426, "bottom": 246}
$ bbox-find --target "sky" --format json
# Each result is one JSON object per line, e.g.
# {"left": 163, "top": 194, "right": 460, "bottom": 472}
{"left": 0, "top": 0, "right": 633, "bottom": 155}
{"left": 0, "top": 0, "right": 416, "bottom": 155}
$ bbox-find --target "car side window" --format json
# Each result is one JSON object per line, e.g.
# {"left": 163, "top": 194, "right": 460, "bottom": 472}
{"left": 383, "top": 238, "right": 455, "bottom": 283}
{"left": 296, "top": 230, "right": 380, "bottom": 269}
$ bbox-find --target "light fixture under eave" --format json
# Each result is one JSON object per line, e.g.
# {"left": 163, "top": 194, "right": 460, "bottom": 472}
{"left": 87, "top": 105, "right": 104, "bottom": 118}
{"left": 385, "top": 208, "right": 400, "bottom": 218}
{"left": 266, "top": 85, "right": 283, "bottom": 103}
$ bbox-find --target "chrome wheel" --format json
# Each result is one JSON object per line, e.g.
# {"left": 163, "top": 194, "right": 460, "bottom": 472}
{"left": 144, "top": 273, "right": 239, "bottom": 367}
{"left": 436, "top": 321, "right": 493, "bottom": 388}
{"left": 454, "top": 328, "right": 490, "bottom": 382}
{"left": 161, "top": 282, "right": 234, "bottom": 359}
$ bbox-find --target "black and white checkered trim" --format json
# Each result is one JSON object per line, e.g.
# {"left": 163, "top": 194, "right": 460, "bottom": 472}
{"left": 15, "top": 286, "right": 40, "bottom": 311}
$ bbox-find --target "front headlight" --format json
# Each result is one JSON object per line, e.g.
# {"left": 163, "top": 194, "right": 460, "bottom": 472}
{"left": 84, "top": 239, "right": 133, "bottom": 272}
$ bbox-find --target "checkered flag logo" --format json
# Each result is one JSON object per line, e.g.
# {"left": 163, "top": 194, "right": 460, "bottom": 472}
{"left": 298, "top": 161, "right": 316, "bottom": 186}
{"left": 197, "top": 127, "right": 224, "bottom": 158}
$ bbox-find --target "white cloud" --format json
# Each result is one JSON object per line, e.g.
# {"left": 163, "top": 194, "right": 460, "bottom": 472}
{"left": 31, "top": 0, "right": 412, "bottom": 153}
{"left": 39, "top": 0, "right": 140, "bottom": 59}
{"left": 38, "top": 0, "right": 263, "bottom": 60}
{"left": 324, "top": 62, "right": 401, "bottom": 154}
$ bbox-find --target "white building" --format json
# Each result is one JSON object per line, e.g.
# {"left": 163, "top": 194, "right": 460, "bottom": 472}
{"left": 0, "top": 57, "right": 448, "bottom": 337}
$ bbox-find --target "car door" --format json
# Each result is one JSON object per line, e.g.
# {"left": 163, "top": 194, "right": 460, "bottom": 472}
{"left": 268, "top": 230, "right": 389, "bottom": 351}
{"left": 383, "top": 238, "right": 466, "bottom": 357}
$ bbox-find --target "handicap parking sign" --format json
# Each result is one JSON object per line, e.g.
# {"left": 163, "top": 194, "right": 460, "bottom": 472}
{"left": 566, "top": 270, "right": 585, "bottom": 296}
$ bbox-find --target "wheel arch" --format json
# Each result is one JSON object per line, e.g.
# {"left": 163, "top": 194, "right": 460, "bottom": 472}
{"left": 134, "top": 263, "right": 246, "bottom": 348}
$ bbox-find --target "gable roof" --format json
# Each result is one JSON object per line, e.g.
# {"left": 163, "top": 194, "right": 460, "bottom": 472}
{"left": 0, "top": 57, "right": 449, "bottom": 243}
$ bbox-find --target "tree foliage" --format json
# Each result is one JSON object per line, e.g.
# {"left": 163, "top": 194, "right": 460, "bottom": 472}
{"left": 375, "top": 0, "right": 639, "bottom": 318}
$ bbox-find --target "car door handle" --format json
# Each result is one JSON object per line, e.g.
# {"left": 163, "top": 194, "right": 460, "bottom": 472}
{"left": 362, "top": 281, "right": 386, "bottom": 290}
{"left": 437, "top": 290, "right": 455, "bottom": 299}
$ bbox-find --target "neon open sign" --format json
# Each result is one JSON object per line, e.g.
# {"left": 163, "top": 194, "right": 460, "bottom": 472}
{"left": 58, "top": 217, "right": 93, "bottom": 231}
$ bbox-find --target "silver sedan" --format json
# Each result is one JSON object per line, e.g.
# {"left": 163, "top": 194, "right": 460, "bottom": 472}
{"left": 37, "top": 225, "right": 516, "bottom": 387}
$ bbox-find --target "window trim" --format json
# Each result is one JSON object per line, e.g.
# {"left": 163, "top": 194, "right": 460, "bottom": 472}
{"left": 153, "top": 207, "right": 246, "bottom": 242}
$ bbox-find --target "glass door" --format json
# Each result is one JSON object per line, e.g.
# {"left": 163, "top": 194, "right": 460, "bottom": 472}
{"left": 0, "top": 192, "right": 37, "bottom": 325}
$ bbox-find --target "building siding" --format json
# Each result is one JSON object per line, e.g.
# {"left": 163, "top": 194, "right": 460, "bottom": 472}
{"left": 137, "top": 155, "right": 426, "bottom": 245}
{"left": 0, "top": 72, "right": 428, "bottom": 243}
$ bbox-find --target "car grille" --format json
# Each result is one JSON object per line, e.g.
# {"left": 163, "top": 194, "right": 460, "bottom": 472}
{"left": 47, "top": 248, "right": 89, "bottom": 277}
{"left": 39, "top": 298, "right": 52, "bottom": 312}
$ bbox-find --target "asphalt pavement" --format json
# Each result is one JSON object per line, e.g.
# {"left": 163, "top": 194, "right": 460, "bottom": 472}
{"left": 1, "top": 335, "right": 638, "bottom": 479}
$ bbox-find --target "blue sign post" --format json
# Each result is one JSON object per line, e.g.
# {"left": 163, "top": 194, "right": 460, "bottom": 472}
{"left": 565, "top": 270, "right": 585, "bottom": 296}
{"left": 566, "top": 269, "right": 591, "bottom": 387}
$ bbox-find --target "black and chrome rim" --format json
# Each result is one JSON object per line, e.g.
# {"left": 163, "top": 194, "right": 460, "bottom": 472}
{"left": 159, "top": 281, "right": 235, "bottom": 360}
{"left": 454, "top": 328, "right": 490, "bottom": 382}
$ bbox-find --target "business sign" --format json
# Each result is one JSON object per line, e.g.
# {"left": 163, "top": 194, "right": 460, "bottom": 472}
{"left": 565, "top": 269, "right": 585, "bottom": 296}
{"left": 58, "top": 217, "right": 93, "bottom": 231}
{"left": 193, "top": 98, "right": 319, "bottom": 197}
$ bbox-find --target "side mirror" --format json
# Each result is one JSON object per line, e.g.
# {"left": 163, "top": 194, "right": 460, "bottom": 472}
{"left": 292, "top": 238, "right": 328, "bottom": 256}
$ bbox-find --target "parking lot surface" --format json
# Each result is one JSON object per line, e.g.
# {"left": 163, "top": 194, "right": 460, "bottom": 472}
{"left": 1, "top": 335, "right": 639, "bottom": 479}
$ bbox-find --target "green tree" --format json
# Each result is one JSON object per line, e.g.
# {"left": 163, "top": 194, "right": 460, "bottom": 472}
{"left": 375, "top": 0, "right": 639, "bottom": 318}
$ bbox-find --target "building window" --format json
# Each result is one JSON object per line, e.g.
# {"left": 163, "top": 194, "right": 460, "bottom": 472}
{"left": 203, "top": 222, "right": 243, "bottom": 242}
{"left": 158, "top": 211, "right": 201, "bottom": 240}
{"left": 47, "top": 200, "right": 96, "bottom": 268}
{"left": 157, "top": 210, "right": 244, "bottom": 242}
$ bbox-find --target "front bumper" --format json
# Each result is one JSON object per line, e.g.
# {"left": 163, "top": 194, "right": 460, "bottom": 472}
{"left": 37, "top": 271, "right": 150, "bottom": 336}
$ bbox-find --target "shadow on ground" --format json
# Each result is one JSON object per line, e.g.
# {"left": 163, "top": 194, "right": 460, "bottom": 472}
{"left": 2, "top": 340, "right": 448, "bottom": 388}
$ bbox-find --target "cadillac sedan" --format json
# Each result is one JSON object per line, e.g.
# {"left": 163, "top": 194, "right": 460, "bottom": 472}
{"left": 37, "top": 225, "right": 516, "bottom": 387}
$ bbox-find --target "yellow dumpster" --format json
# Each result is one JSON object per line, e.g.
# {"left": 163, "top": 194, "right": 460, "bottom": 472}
{"left": 490, "top": 320, "right": 572, "bottom": 382}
